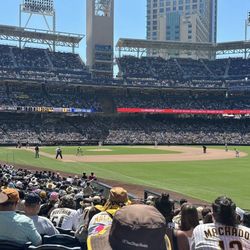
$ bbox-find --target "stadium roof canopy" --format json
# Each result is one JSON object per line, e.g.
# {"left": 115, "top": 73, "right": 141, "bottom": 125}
{"left": 116, "top": 38, "right": 250, "bottom": 57}
{"left": 0, "top": 24, "right": 84, "bottom": 51}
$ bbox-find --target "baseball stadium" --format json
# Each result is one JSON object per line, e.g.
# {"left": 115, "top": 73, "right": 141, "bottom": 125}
{"left": 1, "top": 0, "right": 250, "bottom": 249}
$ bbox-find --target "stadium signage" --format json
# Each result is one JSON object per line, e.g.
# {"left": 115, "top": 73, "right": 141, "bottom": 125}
{"left": 1, "top": 106, "right": 93, "bottom": 113}
{"left": 117, "top": 108, "right": 250, "bottom": 115}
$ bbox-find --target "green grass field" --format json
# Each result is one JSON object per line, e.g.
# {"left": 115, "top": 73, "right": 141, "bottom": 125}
{"left": 0, "top": 145, "right": 250, "bottom": 209}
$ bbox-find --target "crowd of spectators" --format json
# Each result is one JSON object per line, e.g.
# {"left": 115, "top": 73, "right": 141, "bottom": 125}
{"left": 0, "top": 82, "right": 102, "bottom": 112}
{"left": 1, "top": 114, "right": 250, "bottom": 145}
{"left": 117, "top": 56, "right": 250, "bottom": 88}
{"left": 0, "top": 45, "right": 91, "bottom": 83}
{"left": 0, "top": 164, "right": 250, "bottom": 249}
{"left": 114, "top": 90, "right": 250, "bottom": 110}
{"left": 2, "top": 44, "right": 250, "bottom": 89}
{"left": 1, "top": 81, "right": 250, "bottom": 112}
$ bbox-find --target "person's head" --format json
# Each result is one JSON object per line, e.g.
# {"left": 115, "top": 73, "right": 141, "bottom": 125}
{"left": 103, "top": 187, "right": 128, "bottom": 210}
{"left": 0, "top": 188, "right": 19, "bottom": 211}
{"left": 59, "top": 195, "right": 75, "bottom": 209}
{"left": 87, "top": 204, "right": 169, "bottom": 250}
{"left": 212, "top": 196, "right": 237, "bottom": 226}
{"left": 49, "top": 192, "right": 59, "bottom": 204}
{"left": 179, "top": 198, "right": 188, "bottom": 206}
{"left": 24, "top": 192, "right": 41, "bottom": 215}
{"left": 154, "top": 193, "right": 174, "bottom": 223}
{"left": 180, "top": 203, "right": 199, "bottom": 231}
{"left": 203, "top": 212, "right": 213, "bottom": 224}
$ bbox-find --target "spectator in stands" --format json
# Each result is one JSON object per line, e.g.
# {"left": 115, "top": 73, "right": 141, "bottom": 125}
{"left": 179, "top": 203, "right": 199, "bottom": 246}
{"left": 154, "top": 193, "right": 189, "bottom": 250}
{"left": 39, "top": 191, "right": 59, "bottom": 217}
{"left": 0, "top": 188, "right": 42, "bottom": 246}
{"left": 201, "top": 207, "right": 212, "bottom": 224}
{"left": 24, "top": 192, "right": 59, "bottom": 236}
{"left": 83, "top": 181, "right": 94, "bottom": 197}
{"left": 82, "top": 172, "right": 88, "bottom": 180}
{"left": 89, "top": 172, "right": 97, "bottom": 181}
{"left": 49, "top": 194, "right": 78, "bottom": 231}
{"left": 191, "top": 196, "right": 250, "bottom": 249}
{"left": 87, "top": 187, "right": 129, "bottom": 236}
{"left": 87, "top": 204, "right": 172, "bottom": 250}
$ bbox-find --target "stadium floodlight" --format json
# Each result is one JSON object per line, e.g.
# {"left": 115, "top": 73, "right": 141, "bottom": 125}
{"left": 22, "top": 0, "right": 55, "bottom": 15}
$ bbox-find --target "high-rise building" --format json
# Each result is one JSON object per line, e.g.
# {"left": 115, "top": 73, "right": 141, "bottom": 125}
{"left": 86, "top": 0, "right": 114, "bottom": 78}
{"left": 146, "top": 0, "right": 217, "bottom": 58}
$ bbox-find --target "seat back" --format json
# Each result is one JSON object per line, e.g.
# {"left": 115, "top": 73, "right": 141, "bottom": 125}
{"left": 0, "top": 240, "right": 31, "bottom": 250}
{"left": 55, "top": 227, "right": 74, "bottom": 236}
{"left": 43, "top": 234, "right": 80, "bottom": 248}
{"left": 28, "top": 245, "right": 81, "bottom": 250}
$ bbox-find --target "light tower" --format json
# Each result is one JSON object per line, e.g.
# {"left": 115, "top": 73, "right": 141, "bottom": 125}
{"left": 19, "top": 0, "right": 56, "bottom": 50}
{"left": 245, "top": 11, "right": 250, "bottom": 58}
{"left": 86, "top": 0, "right": 114, "bottom": 78}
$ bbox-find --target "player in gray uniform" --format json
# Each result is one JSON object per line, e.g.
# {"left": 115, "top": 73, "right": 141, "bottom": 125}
{"left": 191, "top": 196, "right": 250, "bottom": 250}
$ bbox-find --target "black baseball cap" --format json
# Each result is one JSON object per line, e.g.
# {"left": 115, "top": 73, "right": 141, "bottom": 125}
{"left": 25, "top": 192, "right": 41, "bottom": 205}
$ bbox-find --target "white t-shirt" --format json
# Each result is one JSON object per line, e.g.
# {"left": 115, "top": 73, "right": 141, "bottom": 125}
{"left": 191, "top": 222, "right": 250, "bottom": 250}
{"left": 29, "top": 215, "right": 59, "bottom": 236}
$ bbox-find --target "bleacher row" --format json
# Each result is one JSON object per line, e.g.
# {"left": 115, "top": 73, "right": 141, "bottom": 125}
{"left": 0, "top": 45, "right": 91, "bottom": 84}
{"left": 1, "top": 44, "right": 250, "bottom": 89}
{"left": 117, "top": 56, "right": 250, "bottom": 80}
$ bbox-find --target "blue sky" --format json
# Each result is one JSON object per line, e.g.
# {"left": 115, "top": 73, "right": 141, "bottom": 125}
{"left": 0, "top": 0, "right": 250, "bottom": 61}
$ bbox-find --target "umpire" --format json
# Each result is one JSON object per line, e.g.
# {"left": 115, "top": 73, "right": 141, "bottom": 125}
{"left": 55, "top": 147, "right": 63, "bottom": 159}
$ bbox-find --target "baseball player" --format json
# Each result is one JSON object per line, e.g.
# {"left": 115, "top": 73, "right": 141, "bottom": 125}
{"left": 235, "top": 148, "right": 240, "bottom": 158}
{"left": 191, "top": 196, "right": 250, "bottom": 249}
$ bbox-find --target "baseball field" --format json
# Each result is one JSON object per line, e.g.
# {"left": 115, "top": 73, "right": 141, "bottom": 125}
{"left": 0, "top": 145, "right": 249, "bottom": 209}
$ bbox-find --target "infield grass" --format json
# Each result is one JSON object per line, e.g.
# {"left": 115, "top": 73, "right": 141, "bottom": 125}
{"left": 0, "top": 145, "right": 249, "bottom": 209}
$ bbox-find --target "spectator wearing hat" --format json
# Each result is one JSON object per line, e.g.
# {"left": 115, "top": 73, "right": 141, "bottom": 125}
{"left": 24, "top": 192, "right": 59, "bottom": 236}
{"left": 49, "top": 195, "right": 78, "bottom": 231}
{"left": 87, "top": 187, "right": 129, "bottom": 236}
{"left": 39, "top": 191, "right": 59, "bottom": 217}
{"left": 83, "top": 181, "right": 94, "bottom": 197}
{"left": 0, "top": 188, "right": 42, "bottom": 246}
{"left": 87, "top": 204, "right": 172, "bottom": 250}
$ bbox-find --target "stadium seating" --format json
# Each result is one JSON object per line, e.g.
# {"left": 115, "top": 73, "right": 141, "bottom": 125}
{"left": 0, "top": 240, "right": 31, "bottom": 250}
{"left": 0, "top": 45, "right": 91, "bottom": 83}
{"left": 28, "top": 245, "right": 81, "bottom": 250}
{"left": 43, "top": 235, "right": 81, "bottom": 248}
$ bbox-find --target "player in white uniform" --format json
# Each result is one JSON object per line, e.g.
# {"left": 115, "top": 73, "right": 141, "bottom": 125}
{"left": 191, "top": 196, "right": 250, "bottom": 250}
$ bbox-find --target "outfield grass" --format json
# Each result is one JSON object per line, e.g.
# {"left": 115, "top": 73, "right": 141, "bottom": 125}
{"left": 0, "top": 146, "right": 249, "bottom": 209}
{"left": 40, "top": 146, "right": 177, "bottom": 155}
